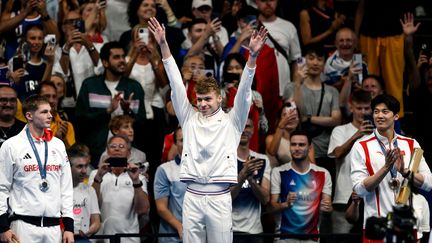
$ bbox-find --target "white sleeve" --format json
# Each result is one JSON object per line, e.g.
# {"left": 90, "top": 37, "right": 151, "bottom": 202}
{"left": 414, "top": 141, "right": 432, "bottom": 192}
{"left": 328, "top": 126, "right": 345, "bottom": 158}
{"left": 229, "top": 64, "right": 255, "bottom": 132}
{"left": 0, "top": 142, "right": 14, "bottom": 216}
{"left": 271, "top": 167, "right": 282, "bottom": 195}
{"left": 162, "top": 56, "right": 194, "bottom": 127}
{"left": 263, "top": 155, "right": 272, "bottom": 181}
{"left": 288, "top": 27, "right": 302, "bottom": 61}
{"left": 350, "top": 142, "right": 373, "bottom": 197}
{"left": 323, "top": 168, "right": 332, "bottom": 196}
{"left": 60, "top": 145, "right": 74, "bottom": 219}
{"left": 89, "top": 187, "right": 101, "bottom": 215}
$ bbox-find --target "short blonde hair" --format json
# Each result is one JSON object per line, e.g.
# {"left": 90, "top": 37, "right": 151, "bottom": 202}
{"left": 195, "top": 77, "right": 220, "bottom": 95}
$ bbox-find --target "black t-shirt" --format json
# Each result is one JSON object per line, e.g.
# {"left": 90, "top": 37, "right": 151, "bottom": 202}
{"left": 360, "top": 0, "right": 415, "bottom": 37}
{"left": 0, "top": 119, "right": 26, "bottom": 147}
{"left": 13, "top": 61, "right": 46, "bottom": 101}
{"left": 412, "top": 85, "right": 432, "bottom": 164}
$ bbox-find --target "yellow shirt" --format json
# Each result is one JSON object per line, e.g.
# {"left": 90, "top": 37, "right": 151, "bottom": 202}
{"left": 51, "top": 112, "right": 76, "bottom": 148}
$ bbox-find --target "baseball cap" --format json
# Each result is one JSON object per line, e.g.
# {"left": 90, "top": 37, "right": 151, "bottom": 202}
{"left": 192, "top": 0, "right": 212, "bottom": 9}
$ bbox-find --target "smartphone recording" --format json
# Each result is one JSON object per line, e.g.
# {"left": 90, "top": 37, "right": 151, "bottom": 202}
{"left": 107, "top": 157, "right": 128, "bottom": 167}
{"left": 363, "top": 114, "right": 375, "bottom": 128}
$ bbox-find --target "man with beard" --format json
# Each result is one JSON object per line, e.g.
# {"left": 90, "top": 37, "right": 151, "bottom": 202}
{"left": 0, "top": 86, "right": 25, "bottom": 147}
{"left": 270, "top": 130, "right": 332, "bottom": 242}
{"left": 76, "top": 41, "right": 146, "bottom": 168}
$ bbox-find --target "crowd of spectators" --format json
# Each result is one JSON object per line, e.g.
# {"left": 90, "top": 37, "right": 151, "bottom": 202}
{"left": 1, "top": 0, "right": 432, "bottom": 242}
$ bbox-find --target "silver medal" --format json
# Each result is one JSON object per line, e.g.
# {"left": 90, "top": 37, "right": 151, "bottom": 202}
{"left": 388, "top": 178, "right": 400, "bottom": 191}
{"left": 40, "top": 179, "right": 49, "bottom": 192}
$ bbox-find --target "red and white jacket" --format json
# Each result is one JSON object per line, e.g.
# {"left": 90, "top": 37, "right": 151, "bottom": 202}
{"left": 350, "top": 130, "right": 432, "bottom": 227}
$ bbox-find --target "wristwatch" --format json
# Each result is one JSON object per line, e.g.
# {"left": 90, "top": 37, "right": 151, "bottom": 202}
{"left": 133, "top": 181, "right": 143, "bottom": 188}
{"left": 307, "top": 114, "right": 312, "bottom": 123}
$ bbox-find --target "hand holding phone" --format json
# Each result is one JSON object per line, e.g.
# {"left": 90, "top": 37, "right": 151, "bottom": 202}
{"left": 12, "top": 57, "right": 24, "bottom": 72}
{"left": 352, "top": 54, "right": 363, "bottom": 83}
{"left": 74, "top": 19, "right": 86, "bottom": 33}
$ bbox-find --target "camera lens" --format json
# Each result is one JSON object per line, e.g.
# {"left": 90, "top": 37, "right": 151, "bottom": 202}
{"left": 139, "top": 29, "right": 144, "bottom": 33}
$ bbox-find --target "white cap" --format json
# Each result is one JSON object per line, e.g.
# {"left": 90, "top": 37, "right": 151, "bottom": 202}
{"left": 192, "top": 0, "right": 212, "bottom": 9}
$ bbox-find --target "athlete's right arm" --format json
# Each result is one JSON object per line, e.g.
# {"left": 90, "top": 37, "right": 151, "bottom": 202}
{"left": 149, "top": 17, "right": 191, "bottom": 126}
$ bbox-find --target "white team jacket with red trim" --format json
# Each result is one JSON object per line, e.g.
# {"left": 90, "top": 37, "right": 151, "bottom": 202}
{"left": 163, "top": 55, "right": 255, "bottom": 184}
{"left": 0, "top": 126, "right": 74, "bottom": 220}
{"left": 350, "top": 130, "right": 432, "bottom": 227}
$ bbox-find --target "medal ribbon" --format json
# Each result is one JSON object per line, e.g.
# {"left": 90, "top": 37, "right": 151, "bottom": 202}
{"left": 373, "top": 130, "right": 398, "bottom": 178}
{"left": 26, "top": 127, "right": 48, "bottom": 180}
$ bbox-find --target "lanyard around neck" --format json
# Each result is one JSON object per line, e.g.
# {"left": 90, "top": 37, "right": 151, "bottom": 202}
{"left": 26, "top": 127, "right": 48, "bottom": 180}
{"left": 373, "top": 130, "right": 398, "bottom": 178}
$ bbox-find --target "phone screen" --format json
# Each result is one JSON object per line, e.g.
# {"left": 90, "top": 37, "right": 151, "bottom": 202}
{"left": 75, "top": 19, "right": 85, "bottom": 33}
{"left": 0, "top": 66, "right": 9, "bottom": 84}
{"left": 138, "top": 28, "right": 149, "bottom": 44}
{"left": 107, "top": 157, "right": 128, "bottom": 167}
{"left": 364, "top": 114, "right": 375, "bottom": 128}
{"left": 13, "top": 57, "right": 23, "bottom": 71}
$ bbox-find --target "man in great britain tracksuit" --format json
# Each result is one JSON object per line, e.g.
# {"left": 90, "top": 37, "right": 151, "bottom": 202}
{"left": 0, "top": 95, "right": 74, "bottom": 243}
{"left": 149, "top": 17, "right": 267, "bottom": 243}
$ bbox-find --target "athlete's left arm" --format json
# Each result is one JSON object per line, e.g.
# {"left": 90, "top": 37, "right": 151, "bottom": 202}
{"left": 60, "top": 145, "right": 75, "bottom": 234}
{"left": 230, "top": 27, "right": 267, "bottom": 130}
{"left": 412, "top": 152, "right": 432, "bottom": 191}
{"left": 399, "top": 141, "right": 432, "bottom": 191}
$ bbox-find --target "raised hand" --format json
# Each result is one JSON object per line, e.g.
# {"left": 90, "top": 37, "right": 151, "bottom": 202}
{"left": 248, "top": 26, "right": 268, "bottom": 57}
{"left": 400, "top": 12, "right": 420, "bottom": 36}
{"left": 120, "top": 92, "right": 135, "bottom": 114}
{"left": 44, "top": 44, "right": 56, "bottom": 63}
{"left": 206, "top": 18, "right": 222, "bottom": 37}
{"left": 148, "top": 17, "right": 166, "bottom": 46}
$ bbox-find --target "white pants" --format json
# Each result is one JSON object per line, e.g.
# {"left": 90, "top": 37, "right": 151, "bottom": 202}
{"left": 11, "top": 220, "right": 62, "bottom": 243}
{"left": 182, "top": 190, "right": 232, "bottom": 243}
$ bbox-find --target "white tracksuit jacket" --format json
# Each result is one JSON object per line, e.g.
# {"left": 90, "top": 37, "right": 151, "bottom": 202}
{"left": 163, "top": 56, "right": 255, "bottom": 184}
{"left": 0, "top": 126, "right": 74, "bottom": 221}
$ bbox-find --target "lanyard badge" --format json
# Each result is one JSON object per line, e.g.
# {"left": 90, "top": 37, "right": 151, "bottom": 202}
{"left": 373, "top": 131, "right": 400, "bottom": 191}
{"left": 26, "top": 128, "right": 49, "bottom": 192}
